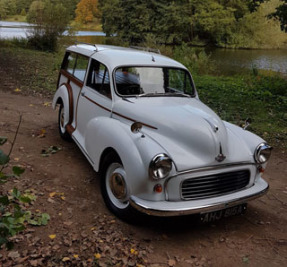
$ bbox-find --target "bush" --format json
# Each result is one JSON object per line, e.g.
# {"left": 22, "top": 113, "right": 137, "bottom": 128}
{"left": 0, "top": 124, "right": 50, "bottom": 249}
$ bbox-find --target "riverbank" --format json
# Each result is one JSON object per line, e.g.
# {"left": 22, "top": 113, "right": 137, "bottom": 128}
{"left": 0, "top": 46, "right": 286, "bottom": 149}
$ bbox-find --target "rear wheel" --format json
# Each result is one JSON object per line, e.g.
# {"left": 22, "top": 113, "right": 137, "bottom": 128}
{"left": 101, "top": 153, "right": 140, "bottom": 222}
{"left": 58, "top": 103, "right": 71, "bottom": 141}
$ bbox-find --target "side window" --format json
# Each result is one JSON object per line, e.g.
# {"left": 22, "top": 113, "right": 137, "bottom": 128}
{"left": 87, "top": 59, "right": 111, "bottom": 98}
{"left": 62, "top": 52, "right": 88, "bottom": 82}
{"left": 62, "top": 52, "right": 76, "bottom": 74}
{"left": 74, "top": 54, "right": 88, "bottom": 81}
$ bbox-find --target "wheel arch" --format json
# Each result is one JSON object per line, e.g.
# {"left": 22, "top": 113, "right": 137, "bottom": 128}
{"left": 98, "top": 147, "right": 121, "bottom": 175}
{"left": 52, "top": 84, "right": 74, "bottom": 129}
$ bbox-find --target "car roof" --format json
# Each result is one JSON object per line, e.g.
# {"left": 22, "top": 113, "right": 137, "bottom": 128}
{"left": 67, "top": 44, "right": 187, "bottom": 70}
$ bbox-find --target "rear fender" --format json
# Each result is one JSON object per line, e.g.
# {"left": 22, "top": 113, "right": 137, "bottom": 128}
{"left": 52, "top": 84, "right": 73, "bottom": 128}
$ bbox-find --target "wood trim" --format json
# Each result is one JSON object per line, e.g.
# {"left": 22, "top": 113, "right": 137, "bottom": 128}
{"left": 60, "top": 69, "right": 84, "bottom": 88}
{"left": 65, "top": 83, "right": 74, "bottom": 125}
{"left": 59, "top": 82, "right": 75, "bottom": 134}
{"left": 84, "top": 95, "right": 158, "bottom": 130}
{"left": 66, "top": 124, "right": 75, "bottom": 135}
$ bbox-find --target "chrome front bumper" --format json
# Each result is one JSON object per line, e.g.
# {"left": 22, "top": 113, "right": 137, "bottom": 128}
{"left": 129, "top": 177, "right": 269, "bottom": 217}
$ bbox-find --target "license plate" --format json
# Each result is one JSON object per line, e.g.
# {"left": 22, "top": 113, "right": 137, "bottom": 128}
{"left": 200, "top": 203, "right": 247, "bottom": 223}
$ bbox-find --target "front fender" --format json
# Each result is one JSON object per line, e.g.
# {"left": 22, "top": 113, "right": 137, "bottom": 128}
{"left": 52, "top": 84, "right": 71, "bottom": 128}
{"left": 85, "top": 117, "right": 170, "bottom": 200}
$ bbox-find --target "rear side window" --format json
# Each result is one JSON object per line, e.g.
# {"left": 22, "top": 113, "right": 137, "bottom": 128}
{"left": 62, "top": 52, "right": 89, "bottom": 82}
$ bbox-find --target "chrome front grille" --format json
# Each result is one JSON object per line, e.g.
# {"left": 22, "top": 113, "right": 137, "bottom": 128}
{"left": 181, "top": 170, "right": 250, "bottom": 200}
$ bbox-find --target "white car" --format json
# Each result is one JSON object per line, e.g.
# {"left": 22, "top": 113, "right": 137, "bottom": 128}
{"left": 52, "top": 44, "right": 272, "bottom": 222}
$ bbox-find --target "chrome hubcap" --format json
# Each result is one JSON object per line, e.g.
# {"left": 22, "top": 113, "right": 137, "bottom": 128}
{"left": 110, "top": 173, "right": 127, "bottom": 200}
{"left": 106, "top": 163, "right": 129, "bottom": 209}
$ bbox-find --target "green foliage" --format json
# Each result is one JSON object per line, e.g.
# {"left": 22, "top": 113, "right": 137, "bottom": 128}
{"left": 173, "top": 43, "right": 216, "bottom": 75}
{"left": 0, "top": 136, "right": 50, "bottom": 249}
{"left": 100, "top": 0, "right": 287, "bottom": 48}
{"left": 26, "top": 0, "right": 71, "bottom": 51}
{"left": 0, "top": 0, "right": 34, "bottom": 18}
{"left": 270, "top": 0, "right": 287, "bottom": 32}
{"left": 193, "top": 73, "right": 287, "bottom": 147}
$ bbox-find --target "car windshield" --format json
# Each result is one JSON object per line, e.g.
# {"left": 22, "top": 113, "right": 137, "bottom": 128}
{"left": 114, "top": 67, "right": 195, "bottom": 97}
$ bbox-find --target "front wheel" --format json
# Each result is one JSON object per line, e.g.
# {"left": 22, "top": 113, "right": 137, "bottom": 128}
{"left": 101, "top": 154, "right": 140, "bottom": 223}
{"left": 58, "top": 103, "right": 71, "bottom": 141}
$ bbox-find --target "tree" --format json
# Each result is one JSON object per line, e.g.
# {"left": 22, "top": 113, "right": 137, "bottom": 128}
{"left": 75, "top": 0, "right": 99, "bottom": 24}
{"left": 99, "top": 0, "right": 285, "bottom": 47}
{"left": 26, "top": 0, "right": 71, "bottom": 51}
{"left": 0, "top": 0, "right": 17, "bottom": 18}
{"left": 271, "top": 0, "right": 287, "bottom": 31}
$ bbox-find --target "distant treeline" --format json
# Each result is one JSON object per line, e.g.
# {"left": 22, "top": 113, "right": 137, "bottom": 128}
{"left": 99, "top": 0, "right": 287, "bottom": 48}
{"left": 1, "top": 0, "right": 286, "bottom": 49}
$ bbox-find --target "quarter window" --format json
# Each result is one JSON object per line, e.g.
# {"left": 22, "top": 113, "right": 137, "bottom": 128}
{"left": 62, "top": 52, "right": 89, "bottom": 82}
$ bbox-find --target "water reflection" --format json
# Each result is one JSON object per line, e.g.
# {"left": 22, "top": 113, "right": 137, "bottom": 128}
{"left": 1, "top": 20, "right": 287, "bottom": 75}
{"left": 207, "top": 48, "right": 287, "bottom": 75}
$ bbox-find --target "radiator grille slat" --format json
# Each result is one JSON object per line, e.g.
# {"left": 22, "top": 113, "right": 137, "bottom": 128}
{"left": 181, "top": 170, "right": 250, "bottom": 200}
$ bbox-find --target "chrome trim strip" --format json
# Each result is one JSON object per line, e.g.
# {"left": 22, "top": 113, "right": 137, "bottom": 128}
{"left": 129, "top": 184, "right": 269, "bottom": 217}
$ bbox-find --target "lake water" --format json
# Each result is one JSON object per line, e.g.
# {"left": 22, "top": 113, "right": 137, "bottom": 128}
{"left": 1, "top": 21, "right": 287, "bottom": 76}
{"left": 207, "top": 48, "right": 287, "bottom": 75}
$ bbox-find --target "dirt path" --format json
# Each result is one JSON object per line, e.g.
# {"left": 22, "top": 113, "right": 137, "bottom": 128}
{"left": 0, "top": 91, "right": 286, "bottom": 266}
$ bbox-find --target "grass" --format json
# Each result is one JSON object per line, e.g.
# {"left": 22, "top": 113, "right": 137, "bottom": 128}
{"left": 193, "top": 74, "right": 287, "bottom": 149}
{"left": 0, "top": 46, "right": 63, "bottom": 95}
{"left": 0, "top": 42, "right": 286, "bottom": 149}
{"left": 3, "top": 15, "right": 27, "bottom": 22}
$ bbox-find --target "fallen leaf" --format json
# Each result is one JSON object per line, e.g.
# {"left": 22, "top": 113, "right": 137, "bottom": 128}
{"left": 168, "top": 259, "right": 176, "bottom": 266}
{"left": 130, "top": 248, "right": 138, "bottom": 255}
{"left": 43, "top": 102, "right": 52, "bottom": 107}
{"left": 8, "top": 251, "right": 20, "bottom": 259}
{"left": 37, "top": 129, "right": 46, "bottom": 138}
{"left": 94, "top": 253, "right": 101, "bottom": 259}
{"left": 49, "top": 234, "right": 56, "bottom": 239}
{"left": 62, "top": 257, "right": 70, "bottom": 262}
{"left": 14, "top": 88, "right": 21, "bottom": 92}
{"left": 49, "top": 192, "right": 56, "bottom": 198}
{"left": 73, "top": 254, "right": 79, "bottom": 259}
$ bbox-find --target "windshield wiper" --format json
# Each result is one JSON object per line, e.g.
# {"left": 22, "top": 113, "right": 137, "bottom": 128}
{"left": 137, "top": 93, "right": 163, "bottom": 98}
{"left": 167, "top": 92, "right": 191, "bottom": 97}
{"left": 137, "top": 92, "right": 191, "bottom": 98}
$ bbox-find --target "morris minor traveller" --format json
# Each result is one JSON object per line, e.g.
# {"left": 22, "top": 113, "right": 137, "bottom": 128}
{"left": 52, "top": 44, "right": 272, "bottom": 222}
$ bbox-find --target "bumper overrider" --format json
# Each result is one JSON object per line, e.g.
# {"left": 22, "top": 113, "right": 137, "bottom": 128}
{"left": 129, "top": 177, "right": 269, "bottom": 217}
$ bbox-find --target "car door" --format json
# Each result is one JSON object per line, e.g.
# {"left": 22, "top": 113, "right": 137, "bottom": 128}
{"left": 73, "top": 58, "right": 113, "bottom": 149}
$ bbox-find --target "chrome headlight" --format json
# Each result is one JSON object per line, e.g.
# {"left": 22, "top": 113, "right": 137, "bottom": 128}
{"left": 254, "top": 143, "right": 272, "bottom": 164}
{"left": 149, "top": 154, "right": 172, "bottom": 180}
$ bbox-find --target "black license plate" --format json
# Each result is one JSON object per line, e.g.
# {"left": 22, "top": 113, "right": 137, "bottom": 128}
{"left": 200, "top": 203, "right": 247, "bottom": 223}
